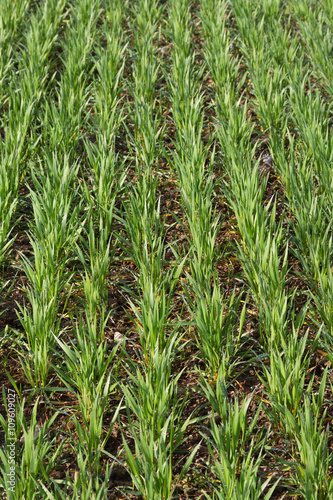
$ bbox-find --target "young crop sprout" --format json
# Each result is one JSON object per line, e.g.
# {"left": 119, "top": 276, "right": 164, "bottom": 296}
{"left": 0, "top": 395, "right": 61, "bottom": 498}
{"left": 122, "top": 343, "right": 200, "bottom": 499}
{"left": 200, "top": 368, "right": 280, "bottom": 498}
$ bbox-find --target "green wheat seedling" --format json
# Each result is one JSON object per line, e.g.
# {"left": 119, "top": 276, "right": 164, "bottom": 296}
{"left": 0, "top": 0, "right": 68, "bottom": 267}
{"left": 0, "top": 0, "right": 32, "bottom": 106}
{"left": 126, "top": 268, "right": 185, "bottom": 362}
{"left": 289, "top": 74, "right": 333, "bottom": 184}
{"left": 168, "top": 72, "right": 206, "bottom": 145}
{"left": 119, "top": 176, "right": 160, "bottom": 262}
{"left": 236, "top": 222, "right": 292, "bottom": 349}
{"left": 68, "top": 380, "right": 121, "bottom": 482}
{"left": 133, "top": 102, "right": 164, "bottom": 173}
{"left": 43, "top": 91, "right": 91, "bottom": 159}
{"left": 261, "top": 0, "right": 284, "bottom": 17}
{"left": 84, "top": 1, "right": 126, "bottom": 229}
{"left": 200, "top": 370, "right": 279, "bottom": 499}
{"left": 258, "top": 320, "right": 312, "bottom": 434}
{"left": 307, "top": 268, "right": 333, "bottom": 338}
{"left": 217, "top": 115, "right": 287, "bottom": 316}
{"left": 232, "top": 0, "right": 291, "bottom": 140}
{"left": 185, "top": 279, "right": 246, "bottom": 381}
{"left": 83, "top": 140, "right": 126, "bottom": 232}
{"left": 128, "top": 0, "right": 162, "bottom": 131}
{"left": 120, "top": 192, "right": 185, "bottom": 358}
{"left": 200, "top": 0, "right": 244, "bottom": 115}
{"left": 0, "top": 96, "right": 37, "bottom": 198}
{"left": 3, "top": 0, "right": 66, "bottom": 114}
{"left": 0, "top": 395, "right": 61, "bottom": 499}
{"left": 267, "top": 19, "right": 302, "bottom": 78}
{"left": 41, "top": 0, "right": 99, "bottom": 158}
{"left": 222, "top": 171, "right": 269, "bottom": 264}
{"left": 122, "top": 344, "right": 200, "bottom": 499}
{"left": 170, "top": 124, "right": 212, "bottom": 204}
{"left": 278, "top": 369, "right": 333, "bottom": 498}
{"left": 319, "top": 0, "right": 333, "bottom": 24}
{"left": 0, "top": 120, "right": 33, "bottom": 264}
{"left": 76, "top": 218, "right": 116, "bottom": 320}
{"left": 266, "top": 13, "right": 300, "bottom": 69}
{"left": 185, "top": 198, "right": 221, "bottom": 290}
{"left": 131, "top": 0, "right": 163, "bottom": 44}
{"left": 289, "top": 0, "right": 333, "bottom": 97}
{"left": 288, "top": 188, "right": 332, "bottom": 288}
{"left": 130, "top": 41, "right": 160, "bottom": 109}
{"left": 53, "top": 316, "right": 119, "bottom": 418}
{"left": 168, "top": 0, "right": 192, "bottom": 57}
{"left": 127, "top": 4, "right": 164, "bottom": 175}
{"left": 17, "top": 0, "right": 67, "bottom": 104}
{"left": 216, "top": 100, "right": 255, "bottom": 171}
{"left": 280, "top": 80, "right": 333, "bottom": 338}
{"left": 92, "top": 53, "right": 125, "bottom": 146}
{"left": 167, "top": 0, "right": 205, "bottom": 140}
{"left": 231, "top": 0, "right": 267, "bottom": 64}
{"left": 0, "top": 190, "right": 17, "bottom": 268}
{"left": 123, "top": 340, "right": 183, "bottom": 440}
{"left": 168, "top": 0, "right": 243, "bottom": 385}
{"left": 118, "top": 0, "right": 178, "bottom": 370}
{"left": 0, "top": 0, "right": 31, "bottom": 41}
{"left": 170, "top": 151, "right": 218, "bottom": 288}
{"left": 215, "top": 84, "right": 294, "bottom": 351}
{"left": 28, "top": 154, "right": 83, "bottom": 267}
{"left": 0, "top": 0, "right": 67, "bottom": 218}
{"left": 94, "top": 0, "right": 126, "bottom": 125}
{"left": 119, "top": 184, "right": 185, "bottom": 361}
{"left": 15, "top": 239, "right": 72, "bottom": 389}
{"left": 167, "top": 13, "right": 216, "bottom": 288}
{"left": 129, "top": 0, "right": 163, "bottom": 104}
{"left": 49, "top": 462, "right": 114, "bottom": 499}
{"left": 249, "top": 65, "right": 289, "bottom": 135}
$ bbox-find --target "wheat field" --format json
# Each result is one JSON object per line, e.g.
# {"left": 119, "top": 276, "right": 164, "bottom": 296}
{"left": 1, "top": 0, "right": 333, "bottom": 498}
